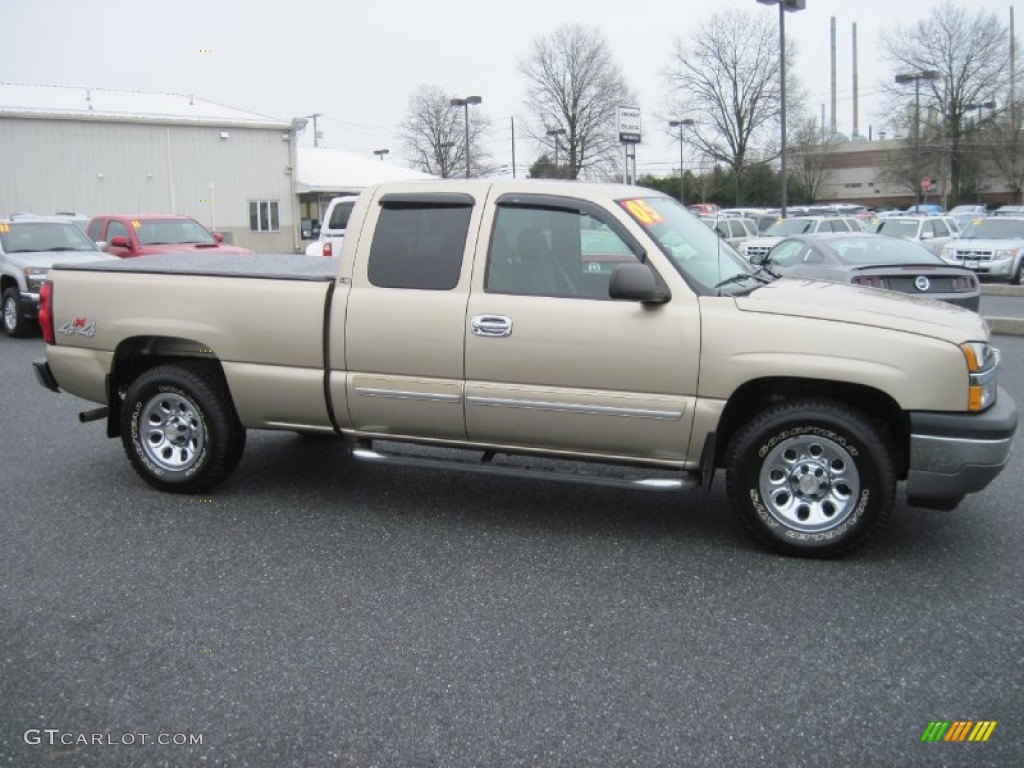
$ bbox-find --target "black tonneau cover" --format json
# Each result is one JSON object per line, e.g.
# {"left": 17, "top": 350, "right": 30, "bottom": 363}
{"left": 53, "top": 253, "right": 338, "bottom": 282}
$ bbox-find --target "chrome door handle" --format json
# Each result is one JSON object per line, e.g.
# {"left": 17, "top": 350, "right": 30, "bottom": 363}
{"left": 471, "top": 315, "right": 513, "bottom": 337}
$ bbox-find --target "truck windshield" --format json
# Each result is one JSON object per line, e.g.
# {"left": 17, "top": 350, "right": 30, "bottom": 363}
{"left": 137, "top": 219, "right": 216, "bottom": 245}
{"left": 616, "top": 196, "right": 755, "bottom": 292}
{"left": 1, "top": 221, "right": 98, "bottom": 253}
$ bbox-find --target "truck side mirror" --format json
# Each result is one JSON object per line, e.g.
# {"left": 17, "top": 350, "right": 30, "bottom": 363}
{"left": 609, "top": 263, "right": 670, "bottom": 304}
{"left": 110, "top": 236, "right": 129, "bottom": 248}
{"left": 214, "top": 232, "right": 224, "bottom": 243}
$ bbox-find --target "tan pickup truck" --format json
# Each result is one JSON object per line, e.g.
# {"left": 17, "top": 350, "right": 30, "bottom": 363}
{"left": 33, "top": 180, "right": 1017, "bottom": 556}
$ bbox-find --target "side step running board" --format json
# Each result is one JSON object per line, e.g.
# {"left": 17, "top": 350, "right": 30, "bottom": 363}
{"left": 351, "top": 440, "right": 698, "bottom": 492}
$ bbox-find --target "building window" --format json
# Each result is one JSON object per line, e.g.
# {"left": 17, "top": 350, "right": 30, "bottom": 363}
{"left": 249, "top": 201, "right": 280, "bottom": 232}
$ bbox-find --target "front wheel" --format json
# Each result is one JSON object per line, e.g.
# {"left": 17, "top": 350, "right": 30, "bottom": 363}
{"left": 725, "top": 399, "right": 896, "bottom": 557}
{"left": 1012, "top": 261, "right": 1024, "bottom": 286}
{"left": 120, "top": 364, "right": 245, "bottom": 493}
{"left": 2, "top": 287, "right": 31, "bottom": 337}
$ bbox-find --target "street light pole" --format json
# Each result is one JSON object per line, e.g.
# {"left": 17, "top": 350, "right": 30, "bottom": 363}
{"left": 373, "top": 148, "right": 389, "bottom": 162}
{"left": 756, "top": 0, "right": 806, "bottom": 218}
{"left": 450, "top": 95, "right": 482, "bottom": 178}
{"left": 895, "top": 70, "right": 939, "bottom": 208}
{"left": 668, "top": 118, "right": 695, "bottom": 205}
{"left": 546, "top": 127, "right": 566, "bottom": 178}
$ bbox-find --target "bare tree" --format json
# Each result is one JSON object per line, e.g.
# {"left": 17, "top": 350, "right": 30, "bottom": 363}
{"left": 879, "top": 1, "right": 1009, "bottom": 205}
{"left": 399, "top": 85, "right": 491, "bottom": 178}
{"left": 519, "top": 24, "right": 636, "bottom": 180}
{"left": 788, "top": 119, "right": 843, "bottom": 203}
{"left": 665, "top": 9, "right": 803, "bottom": 203}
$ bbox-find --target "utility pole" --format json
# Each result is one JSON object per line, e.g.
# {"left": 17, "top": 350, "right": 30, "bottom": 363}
{"left": 306, "top": 113, "right": 323, "bottom": 147}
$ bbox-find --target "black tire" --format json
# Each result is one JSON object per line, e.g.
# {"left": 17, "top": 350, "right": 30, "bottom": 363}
{"left": 2, "top": 287, "right": 31, "bottom": 338}
{"left": 120, "top": 363, "right": 245, "bottom": 493}
{"left": 1013, "top": 261, "right": 1024, "bottom": 286}
{"left": 725, "top": 399, "right": 896, "bottom": 557}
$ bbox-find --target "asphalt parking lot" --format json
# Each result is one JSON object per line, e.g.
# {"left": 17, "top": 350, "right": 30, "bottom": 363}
{"left": 2, "top": 330, "right": 1023, "bottom": 767}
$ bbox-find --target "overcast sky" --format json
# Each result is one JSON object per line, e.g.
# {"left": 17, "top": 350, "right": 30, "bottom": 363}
{"left": 5, "top": 0, "right": 1017, "bottom": 176}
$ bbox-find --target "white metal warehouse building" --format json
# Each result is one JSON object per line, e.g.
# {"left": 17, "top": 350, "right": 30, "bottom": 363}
{"left": 0, "top": 83, "right": 301, "bottom": 252}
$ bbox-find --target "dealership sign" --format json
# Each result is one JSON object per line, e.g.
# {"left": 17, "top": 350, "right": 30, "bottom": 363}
{"left": 617, "top": 106, "right": 641, "bottom": 144}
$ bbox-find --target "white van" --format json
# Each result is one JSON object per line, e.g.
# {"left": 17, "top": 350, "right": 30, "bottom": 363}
{"left": 305, "top": 195, "right": 358, "bottom": 257}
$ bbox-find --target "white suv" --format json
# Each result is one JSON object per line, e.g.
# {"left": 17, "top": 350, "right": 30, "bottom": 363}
{"left": 305, "top": 196, "right": 358, "bottom": 257}
{"left": 740, "top": 216, "right": 862, "bottom": 260}
{"left": 868, "top": 215, "right": 959, "bottom": 256}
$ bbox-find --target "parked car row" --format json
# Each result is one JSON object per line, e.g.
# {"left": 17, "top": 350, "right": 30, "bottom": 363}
{"left": 1, "top": 211, "right": 257, "bottom": 337}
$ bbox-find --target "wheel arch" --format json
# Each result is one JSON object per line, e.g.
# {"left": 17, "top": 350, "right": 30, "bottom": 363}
{"left": 713, "top": 377, "right": 908, "bottom": 479}
{"left": 1, "top": 274, "right": 19, "bottom": 294}
{"left": 105, "top": 335, "right": 228, "bottom": 438}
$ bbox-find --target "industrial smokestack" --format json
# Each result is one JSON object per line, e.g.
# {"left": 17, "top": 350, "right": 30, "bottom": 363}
{"left": 852, "top": 22, "right": 859, "bottom": 139}
{"left": 830, "top": 17, "right": 837, "bottom": 133}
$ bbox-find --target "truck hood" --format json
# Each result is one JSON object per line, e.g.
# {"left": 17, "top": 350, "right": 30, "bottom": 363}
{"left": 140, "top": 244, "right": 253, "bottom": 255}
{"left": 946, "top": 238, "right": 1024, "bottom": 251}
{"left": 6, "top": 250, "right": 119, "bottom": 269}
{"left": 734, "top": 277, "right": 988, "bottom": 343}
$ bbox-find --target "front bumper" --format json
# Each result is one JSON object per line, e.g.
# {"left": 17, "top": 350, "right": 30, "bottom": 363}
{"left": 19, "top": 290, "right": 40, "bottom": 317}
{"left": 944, "top": 255, "right": 1015, "bottom": 281}
{"left": 905, "top": 386, "right": 1017, "bottom": 502}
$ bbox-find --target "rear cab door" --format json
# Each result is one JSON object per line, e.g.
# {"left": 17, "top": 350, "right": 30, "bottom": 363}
{"left": 337, "top": 187, "right": 482, "bottom": 441}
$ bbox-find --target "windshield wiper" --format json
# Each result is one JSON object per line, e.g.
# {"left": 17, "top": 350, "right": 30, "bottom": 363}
{"left": 713, "top": 265, "right": 778, "bottom": 291}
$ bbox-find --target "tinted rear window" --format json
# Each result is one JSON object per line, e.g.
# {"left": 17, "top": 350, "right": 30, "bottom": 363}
{"left": 367, "top": 204, "right": 471, "bottom": 290}
{"left": 327, "top": 202, "right": 355, "bottom": 231}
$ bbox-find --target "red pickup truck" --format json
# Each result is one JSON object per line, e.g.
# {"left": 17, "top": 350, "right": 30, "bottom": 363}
{"left": 86, "top": 214, "right": 252, "bottom": 257}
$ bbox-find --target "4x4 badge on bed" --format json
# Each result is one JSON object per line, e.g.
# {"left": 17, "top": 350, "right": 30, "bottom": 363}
{"left": 59, "top": 317, "right": 96, "bottom": 338}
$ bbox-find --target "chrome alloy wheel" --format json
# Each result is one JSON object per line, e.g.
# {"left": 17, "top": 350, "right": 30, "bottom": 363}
{"left": 758, "top": 435, "right": 860, "bottom": 533}
{"left": 3, "top": 295, "right": 16, "bottom": 331}
{"left": 140, "top": 392, "right": 205, "bottom": 471}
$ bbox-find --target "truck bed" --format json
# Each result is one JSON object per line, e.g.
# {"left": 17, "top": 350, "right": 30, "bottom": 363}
{"left": 56, "top": 252, "right": 338, "bottom": 282}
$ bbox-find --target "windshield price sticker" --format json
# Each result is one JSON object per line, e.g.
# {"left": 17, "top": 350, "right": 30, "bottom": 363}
{"left": 131, "top": 220, "right": 141, "bottom": 229}
{"left": 620, "top": 199, "right": 663, "bottom": 225}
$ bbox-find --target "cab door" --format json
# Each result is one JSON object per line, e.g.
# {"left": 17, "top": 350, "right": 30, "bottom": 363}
{"left": 464, "top": 194, "right": 700, "bottom": 463}
{"left": 340, "top": 190, "right": 481, "bottom": 441}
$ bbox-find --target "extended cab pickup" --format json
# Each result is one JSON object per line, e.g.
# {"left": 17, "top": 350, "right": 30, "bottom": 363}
{"left": 33, "top": 180, "right": 1017, "bottom": 556}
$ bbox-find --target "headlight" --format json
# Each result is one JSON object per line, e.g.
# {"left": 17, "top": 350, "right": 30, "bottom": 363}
{"left": 993, "top": 249, "right": 1018, "bottom": 261}
{"left": 23, "top": 266, "right": 48, "bottom": 291}
{"left": 961, "top": 341, "right": 999, "bottom": 412}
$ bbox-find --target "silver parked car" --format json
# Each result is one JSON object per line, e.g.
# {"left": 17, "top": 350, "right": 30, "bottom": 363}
{"left": 751, "top": 232, "right": 980, "bottom": 311}
{"left": 941, "top": 214, "right": 1024, "bottom": 283}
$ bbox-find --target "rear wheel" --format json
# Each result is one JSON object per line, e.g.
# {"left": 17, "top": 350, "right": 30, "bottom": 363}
{"left": 725, "top": 399, "right": 896, "bottom": 557}
{"left": 120, "top": 363, "right": 245, "bottom": 493}
{"left": 1013, "top": 261, "right": 1024, "bottom": 286}
{"left": 2, "top": 287, "right": 31, "bottom": 337}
